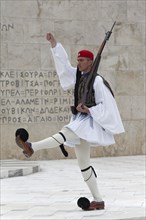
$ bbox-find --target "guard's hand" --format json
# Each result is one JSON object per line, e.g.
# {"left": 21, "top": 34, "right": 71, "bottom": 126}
{"left": 76, "top": 103, "right": 89, "bottom": 113}
{"left": 46, "top": 32, "right": 57, "bottom": 48}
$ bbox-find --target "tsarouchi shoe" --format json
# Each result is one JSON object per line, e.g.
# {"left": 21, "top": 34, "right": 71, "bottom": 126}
{"left": 16, "top": 136, "right": 34, "bottom": 158}
{"left": 86, "top": 201, "right": 105, "bottom": 210}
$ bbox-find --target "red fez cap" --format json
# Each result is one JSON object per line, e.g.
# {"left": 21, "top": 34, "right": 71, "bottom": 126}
{"left": 78, "top": 50, "right": 94, "bottom": 60}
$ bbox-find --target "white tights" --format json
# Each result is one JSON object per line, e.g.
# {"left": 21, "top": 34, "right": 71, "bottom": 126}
{"left": 31, "top": 127, "right": 102, "bottom": 202}
{"left": 75, "top": 139, "right": 103, "bottom": 202}
{"left": 32, "top": 127, "right": 77, "bottom": 151}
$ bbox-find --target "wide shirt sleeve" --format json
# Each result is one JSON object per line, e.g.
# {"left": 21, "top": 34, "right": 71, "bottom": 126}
{"left": 50, "top": 43, "right": 76, "bottom": 90}
{"left": 89, "top": 76, "right": 125, "bottom": 135}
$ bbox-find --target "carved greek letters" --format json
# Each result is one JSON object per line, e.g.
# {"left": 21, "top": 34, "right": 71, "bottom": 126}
{"left": 0, "top": 23, "right": 14, "bottom": 31}
{"left": 0, "top": 70, "right": 73, "bottom": 124}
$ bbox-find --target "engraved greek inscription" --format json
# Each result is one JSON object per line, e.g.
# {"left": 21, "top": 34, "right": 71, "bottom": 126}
{"left": 0, "top": 70, "right": 58, "bottom": 79}
{"left": 0, "top": 80, "right": 20, "bottom": 88}
{"left": 30, "top": 81, "right": 40, "bottom": 87}
{"left": 40, "top": 89, "right": 58, "bottom": 96}
{"left": 15, "top": 98, "right": 40, "bottom": 105}
{"left": 40, "top": 98, "right": 49, "bottom": 105}
{"left": 44, "top": 79, "right": 58, "bottom": 87}
{"left": 40, "top": 116, "right": 52, "bottom": 122}
{"left": 57, "top": 115, "right": 71, "bottom": 122}
{"left": 0, "top": 70, "right": 73, "bottom": 124}
{"left": 0, "top": 23, "right": 14, "bottom": 31}
{"left": 0, "top": 71, "right": 15, "bottom": 78}
{"left": 0, "top": 117, "right": 21, "bottom": 124}
{"left": 25, "top": 89, "right": 39, "bottom": 96}
{"left": 0, "top": 89, "right": 21, "bottom": 97}
{"left": 1, "top": 99, "right": 11, "bottom": 106}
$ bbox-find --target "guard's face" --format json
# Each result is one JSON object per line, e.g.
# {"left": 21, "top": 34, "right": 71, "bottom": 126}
{"left": 77, "top": 57, "right": 93, "bottom": 73}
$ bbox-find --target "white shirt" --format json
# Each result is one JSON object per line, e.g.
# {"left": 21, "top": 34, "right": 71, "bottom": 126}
{"left": 51, "top": 43, "right": 125, "bottom": 147}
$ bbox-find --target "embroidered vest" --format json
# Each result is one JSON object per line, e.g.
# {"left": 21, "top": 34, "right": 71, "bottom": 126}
{"left": 71, "top": 67, "right": 114, "bottom": 114}
{"left": 77, "top": 73, "right": 96, "bottom": 107}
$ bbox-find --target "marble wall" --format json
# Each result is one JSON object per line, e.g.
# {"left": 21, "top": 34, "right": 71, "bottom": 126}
{"left": 0, "top": 0, "right": 145, "bottom": 160}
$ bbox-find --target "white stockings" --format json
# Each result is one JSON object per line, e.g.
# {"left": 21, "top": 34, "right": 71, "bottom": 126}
{"left": 31, "top": 127, "right": 78, "bottom": 152}
{"left": 75, "top": 140, "right": 103, "bottom": 202}
{"left": 31, "top": 127, "right": 102, "bottom": 201}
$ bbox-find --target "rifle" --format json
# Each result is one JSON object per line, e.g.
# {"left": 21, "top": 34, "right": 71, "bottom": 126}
{"left": 80, "top": 21, "right": 116, "bottom": 106}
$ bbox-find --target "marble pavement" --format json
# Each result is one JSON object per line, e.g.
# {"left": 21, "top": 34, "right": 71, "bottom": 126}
{"left": 0, "top": 155, "right": 145, "bottom": 220}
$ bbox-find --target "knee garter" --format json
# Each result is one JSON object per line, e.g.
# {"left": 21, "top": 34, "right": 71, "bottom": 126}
{"left": 81, "top": 166, "right": 97, "bottom": 182}
{"left": 52, "top": 132, "right": 68, "bottom": 157}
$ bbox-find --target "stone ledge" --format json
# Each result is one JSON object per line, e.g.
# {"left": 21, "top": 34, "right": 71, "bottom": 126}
{"left": 119, "top": 218, "right": 145, "bottom": 220}
{"left": 0, "top": 159, "right": 40, "bottom": 179}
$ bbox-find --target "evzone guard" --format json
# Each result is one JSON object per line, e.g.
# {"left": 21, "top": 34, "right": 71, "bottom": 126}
{"left": 15, "top": 24, "right": 124, "bottom": 211}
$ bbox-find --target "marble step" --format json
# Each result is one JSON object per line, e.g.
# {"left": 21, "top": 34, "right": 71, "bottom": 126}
{"left": 0, "top": 159, "right": 40, "bottom": 179}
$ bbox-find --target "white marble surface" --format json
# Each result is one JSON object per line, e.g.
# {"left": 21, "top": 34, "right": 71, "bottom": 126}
{"left": 1, "top": 155, "right": 145, "bottom": 220}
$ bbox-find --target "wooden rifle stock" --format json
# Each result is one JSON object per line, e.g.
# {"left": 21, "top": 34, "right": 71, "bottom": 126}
{"left": 81, "top": 21, "right": 116, "bottom": 105}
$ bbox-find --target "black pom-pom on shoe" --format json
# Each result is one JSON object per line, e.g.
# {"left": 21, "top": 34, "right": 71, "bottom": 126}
{"left": 15, "top": 128, "right": 33, "bottom": 158}
{"left": 15, "top": 128, "right": 29, "bottom": 142}
{"left": 77, "top": 197, "right": 90, "bottom": 210}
